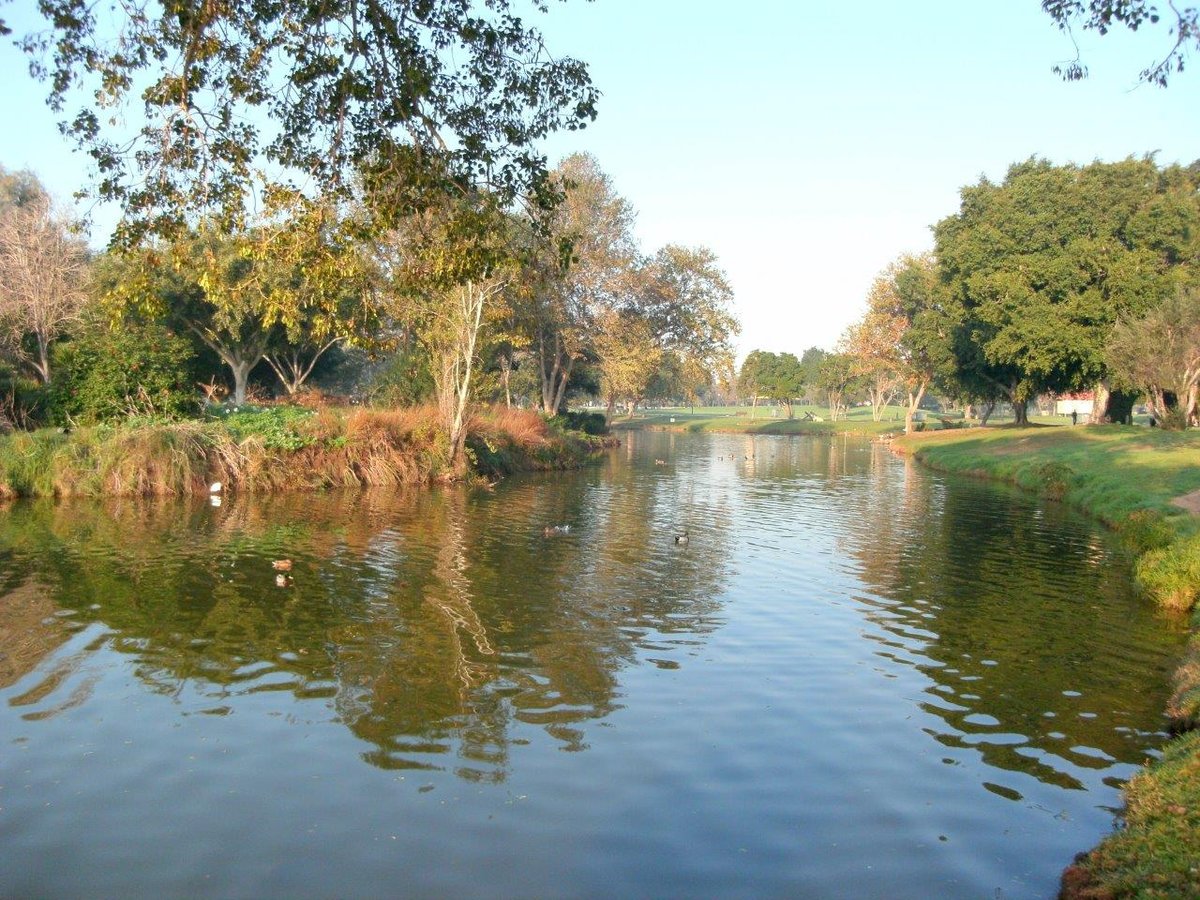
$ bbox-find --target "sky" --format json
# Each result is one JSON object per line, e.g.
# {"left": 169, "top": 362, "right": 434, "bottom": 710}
{"left": 1, "top": 0, "right": 1197, "bottom": 361}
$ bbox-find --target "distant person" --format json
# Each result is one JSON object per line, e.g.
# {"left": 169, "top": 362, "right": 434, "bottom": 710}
{"left": 1071, "top": 410, "right": 1077, "bottom": 426}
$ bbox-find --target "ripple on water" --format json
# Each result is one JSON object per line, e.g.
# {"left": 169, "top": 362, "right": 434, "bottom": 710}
{"left": 0, "top": 433, "right": 1185, "bottom": 900}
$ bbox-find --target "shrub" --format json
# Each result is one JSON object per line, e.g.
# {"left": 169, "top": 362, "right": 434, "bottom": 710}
{"left": 550, "top": 410, "right": 609, "bottom": 436}
{"left": 361, "top": 346, "right": 434, "bottom": 407}
{"left": 50, "top": 322, "right": 201, "bottom": 424}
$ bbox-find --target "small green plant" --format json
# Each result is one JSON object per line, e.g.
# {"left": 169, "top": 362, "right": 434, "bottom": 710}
{"left": 213, "top": 405, "right": 316, "bottom": 451}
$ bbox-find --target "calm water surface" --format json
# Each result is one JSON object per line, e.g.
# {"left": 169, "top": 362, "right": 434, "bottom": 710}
{"left": 0, "top": 432, "right": 1186, "bottom": 898}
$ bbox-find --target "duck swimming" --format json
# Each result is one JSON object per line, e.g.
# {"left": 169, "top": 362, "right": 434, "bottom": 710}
{"left": 674, "top": 531, "right": 689, "bottom": 545}
{"left": 543, "top": 524, "right": 571, "bottom": 537}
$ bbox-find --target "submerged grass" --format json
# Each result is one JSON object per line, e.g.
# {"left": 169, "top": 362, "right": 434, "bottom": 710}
{"left": 894, "top": 425, "right": 1200, "bottom": 898}
{"left": 0, "top": 404, "right": 611, "bottom": 500}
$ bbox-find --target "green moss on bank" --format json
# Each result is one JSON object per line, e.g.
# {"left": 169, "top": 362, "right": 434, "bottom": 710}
{"left": 892, "top": 425, "right": 1200, "bottom": 898}
{"left": 0, "top": 405, "right": 611, "bottom": 499}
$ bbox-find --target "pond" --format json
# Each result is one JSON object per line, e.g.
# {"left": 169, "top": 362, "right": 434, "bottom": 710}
{"left": 0, "top": 432, "right": 1186, "bottom": 898}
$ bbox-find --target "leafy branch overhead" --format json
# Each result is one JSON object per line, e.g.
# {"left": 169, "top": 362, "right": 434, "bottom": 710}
{"left": 1043, "top": 0, "right": 1199, "bottom": 85}
{"left": 19, "top": 0, "right": 598, "bottom": 243}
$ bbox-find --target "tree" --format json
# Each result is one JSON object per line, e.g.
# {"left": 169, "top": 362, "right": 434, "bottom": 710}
{"left": 756, "top": 352, "right": 807, "bottom": 419}
{"left": 739, "top": 350, "right": 769, "bottom": 416}
{"left": 0, "top": 165, "right": 48, "bottom": 213}
{"left": 99, "top": 226, "right": 276, "bottom": 405}
{"left": 0, "top": 193, "right": 89, "bottom": 384}
{"left": 641, "top": 244, "right": 739, "bottom": 395}
{"left": 817, "top": 352, "right": 858, "bottom": 421}
{"left": 254, "top": 193, "right": 376, "bottom": 395}
{"left": 378, "top": 194, "right": 518, "bottom": 471}
{"left": 1043, "top": 1, "right": 1199, "bottom": 86}
{"left": 934, "top": 157, "right": 1199, "bottom": 425}
{"left": 592, "top": 307, "right": 661, "bottom": 420}
{"left": 799, "top": 347, "right": 829, "bottom": 404}
{"left": 853, "top": 253, "right": 954, "bottom": 434}
{"left": 531, "top": 153, "right": 638, "bottom": 415}
{"left": 1107, "top": 288, "right": 1200, "bottom": 427}
{"left": 20, "top": 0, "right": 597, "bottom": 244}
{"left": 842, "top": 302, "right": 904, "bottom": 424}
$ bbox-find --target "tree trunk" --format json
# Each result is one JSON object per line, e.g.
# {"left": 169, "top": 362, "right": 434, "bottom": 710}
{"left": 1090, "top": 381, "right": 1111, "bottom": 425}
{"left": 905, "top": 381, "right": 927, "bottom": 435}
{"left": 35, "top": 332, "right": 51, "bottom": 384}
{"left": 979, "top": 398, "right": 996, "bottom": 426}
{"left": 230, "top": 359, "right": 254, "bottom": 405}
{"left": 605, "top": 394, "right": 616, "bottom": 423}
{"left": 499, "top": 352, "right": 512, "bottom": 409}
{"left": 784, "top": 399, "right": 794, "bottom": 419}
{"left": 1012, "top": 400, "right": 1029, "bottom": 426}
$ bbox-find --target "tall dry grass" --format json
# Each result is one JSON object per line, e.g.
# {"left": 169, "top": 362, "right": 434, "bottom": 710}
{"left": 0, "top": 404, "right": 607, "bottom": 499}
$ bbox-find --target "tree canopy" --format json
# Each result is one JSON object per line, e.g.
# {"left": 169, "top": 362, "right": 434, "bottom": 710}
{"left": 19, "top": 0, "right": 597, "bottom": 243}
{"left": 933, "top": 156, "right": 1200, "bottom": 423}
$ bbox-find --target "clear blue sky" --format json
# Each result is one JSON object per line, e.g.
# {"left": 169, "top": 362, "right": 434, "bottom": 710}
{"left": 2, "top": 0, "right": 1197, "bottom": 360}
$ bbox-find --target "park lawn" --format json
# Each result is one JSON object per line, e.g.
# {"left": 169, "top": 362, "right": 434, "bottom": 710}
{"left": 610, "top": 404, "right": 908, "bottom": 435}
{"left": 896, "top": 424, "right": 1200, "bottom": 899}
{"left": 896, "top": 425, "right": 1200, "bottom": 531}
{"left": 607, "top": 404, "right": 1074, "bottom": 435}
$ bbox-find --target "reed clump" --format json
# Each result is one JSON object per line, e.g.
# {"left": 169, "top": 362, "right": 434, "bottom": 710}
{"left": 0, "top": 404, "right": 610, "bottom": 500}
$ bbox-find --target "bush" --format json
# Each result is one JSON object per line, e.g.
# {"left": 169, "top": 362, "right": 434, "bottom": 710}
{"left": 550, "top": 410, "right": 609, "bottom": 436}
{"left": 361, "top": 346, "right": 434, "bottom": 407}
{"left": 0, "top": 363, "right": 49, "bottom": 429}
{"left": 50, "top": 322, "right": 201, "bottom": 424}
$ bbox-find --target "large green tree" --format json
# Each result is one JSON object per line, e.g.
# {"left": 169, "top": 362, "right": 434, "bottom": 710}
{"left": 934, "top": 156, "right": 1199, "bottom": 424}
{"left": 755, "top": 351, "right": 807, "bottom": 419}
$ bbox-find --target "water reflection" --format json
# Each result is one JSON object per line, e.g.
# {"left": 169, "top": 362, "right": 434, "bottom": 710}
{"left": 834, "top": 446, "right": 1181, "bottom": 796}
{"left": 0, "top": 475, "right": 731, "bottom": 781}
{"left": 0, "top": 433, "right": 1186, "bottom": 899}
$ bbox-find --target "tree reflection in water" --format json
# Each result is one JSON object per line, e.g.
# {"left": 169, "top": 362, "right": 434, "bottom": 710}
{"left": 835, "top": 447, "right": 1183, "bottom": 795}
{"left": 0, "top": 472, "right": 731, "bottom": 782}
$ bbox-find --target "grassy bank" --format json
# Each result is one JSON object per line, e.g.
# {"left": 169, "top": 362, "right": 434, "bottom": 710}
{"left": 0, "top": 405, "right": 612, "bottom": 499}
{"left": 609, "top": 404, "right": 1076, "bottom": 436}
{"left": 895, "top": 425, "right": 1200, "bottom": 897}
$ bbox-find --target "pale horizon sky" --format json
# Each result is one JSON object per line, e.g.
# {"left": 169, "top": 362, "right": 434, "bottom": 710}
{"left": 1, "top": 1, "right": 1197, "bottom": 362}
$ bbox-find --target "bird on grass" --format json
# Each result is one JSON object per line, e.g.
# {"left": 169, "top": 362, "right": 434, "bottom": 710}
{"left": 272, "top": 559, "right": 293, "bottom": 571}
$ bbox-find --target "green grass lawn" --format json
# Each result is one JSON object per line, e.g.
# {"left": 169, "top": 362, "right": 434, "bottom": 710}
{"left": 606, "top": 404, "right": 909, "bottom": 435}
{"left": 599, "top": 403, "right": 1078, "bottom": 435}
{"left": 896, "top": 425, "right": 1200, "bottom": 530}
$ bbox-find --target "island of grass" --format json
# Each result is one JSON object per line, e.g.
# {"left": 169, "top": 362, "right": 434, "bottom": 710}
{"left": 895, "top": 424, "right": 1200, "bottom": 899}
{"left": 0, "top": 404, "right": 614, "bottom": 500}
